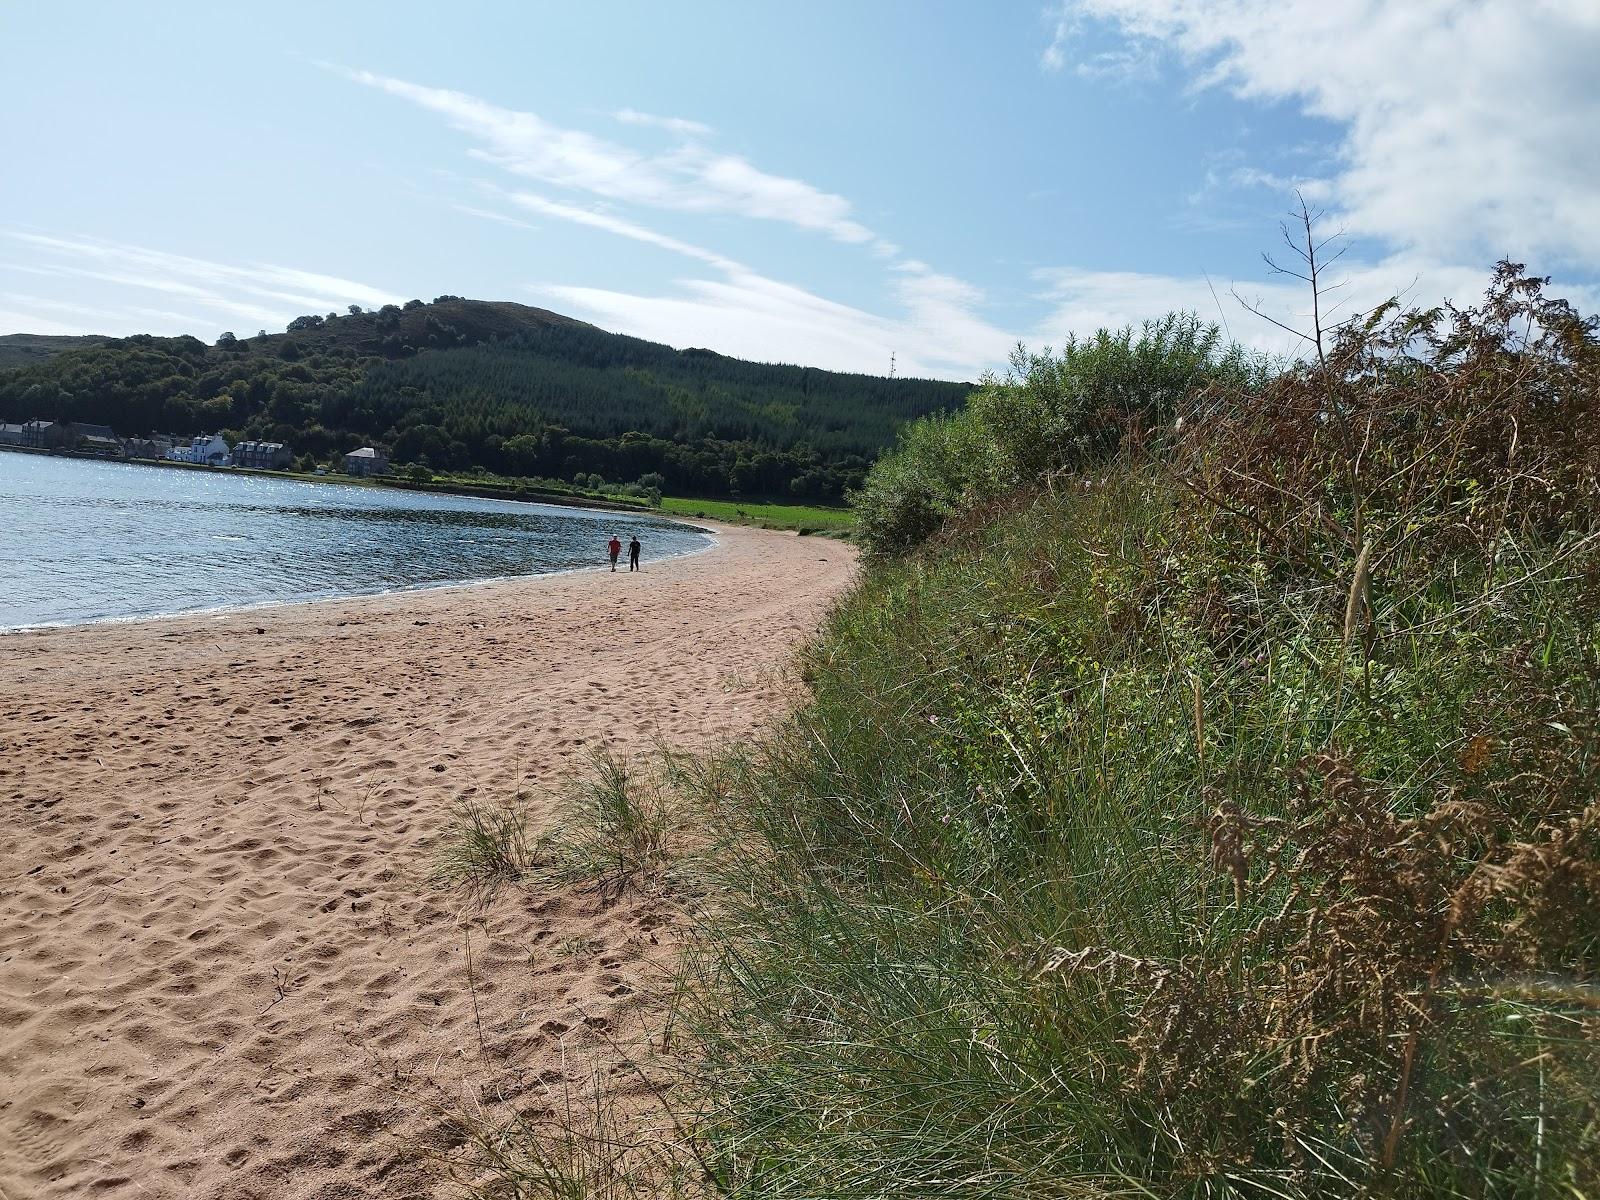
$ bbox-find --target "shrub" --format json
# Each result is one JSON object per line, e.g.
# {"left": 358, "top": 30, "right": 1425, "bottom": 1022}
{"left": 852, "top": 314, "right": 1272, "bottom": 557}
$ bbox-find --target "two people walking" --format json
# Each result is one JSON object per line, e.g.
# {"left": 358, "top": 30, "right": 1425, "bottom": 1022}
{"left": 607, "top": 535, "right": 642, "bottom": 572}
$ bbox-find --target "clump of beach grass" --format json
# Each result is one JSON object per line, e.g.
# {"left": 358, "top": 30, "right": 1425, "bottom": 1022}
{"left": 429, "top": 1060, "right": 699, "bottom": 1200}
{"left": 432, "top": 795, "right": 540, "bottom": 901}
{"left": 547, "top": 751, "right": 694, "bottom": 901}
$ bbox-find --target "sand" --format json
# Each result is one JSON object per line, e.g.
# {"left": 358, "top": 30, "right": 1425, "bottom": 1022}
{"left": 0, "top": 523, "right": 856, "bottom": 1199}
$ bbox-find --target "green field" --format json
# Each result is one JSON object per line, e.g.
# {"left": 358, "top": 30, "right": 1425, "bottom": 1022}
{"left": 659, "top": 496, "right": 855, "bottom": 532}
{"left": 656, "top": 499, "right": 857, "bottom": 534}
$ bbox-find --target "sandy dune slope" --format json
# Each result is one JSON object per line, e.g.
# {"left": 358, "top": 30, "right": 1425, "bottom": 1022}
{"left": 0, "top": 524, "right": 855, "bottom": 1200}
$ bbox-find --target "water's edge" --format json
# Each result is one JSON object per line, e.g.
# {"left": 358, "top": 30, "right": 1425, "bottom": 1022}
{"left": 0, "top": 522, "right": 721, "bottom": 636}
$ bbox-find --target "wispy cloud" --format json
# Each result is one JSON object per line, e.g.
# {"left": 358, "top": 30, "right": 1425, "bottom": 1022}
{"left": 1041, "top": 6, "right": 1076, "bottom": 70}
{"left": 503, "top": 192, "right": 746, "bottom": 273}
{"left": 339, "top": 67, "right": 888, "bottom": 250}
{"left": 0, "top": 308, "right": 88, "bottom": 338}
{"left": 1226, "top": 166, "right": 1332, "bottom": 203}
{"left": 451, "top": 203, "right": 540, "bottom": 231}
{"left": 9, "top": 233, "right": 397, "bottom": 311}
{"left": 1, "top": 231, "right": 396, "bottom": 336}
{"left": 614, "top": 108, "right": 713, "bottom": 138}
{"left": 1044, "top": 8, "right": 1162, "bottom": 82}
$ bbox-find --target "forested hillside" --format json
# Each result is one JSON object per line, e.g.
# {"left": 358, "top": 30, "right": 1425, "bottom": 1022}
{"left": 0, "top": 299, "right": 970, "bottom": 501}
{"left": 0, "top": 333, "right": 109, "bottom": 370}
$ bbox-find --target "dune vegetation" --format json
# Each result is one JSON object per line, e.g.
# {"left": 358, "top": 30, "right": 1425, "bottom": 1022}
{"left": 652, "top": 260, "right": 1600, "bottom": 1199}
{"left": 468, "top": 256, "right": 1600, "bottom": 1200}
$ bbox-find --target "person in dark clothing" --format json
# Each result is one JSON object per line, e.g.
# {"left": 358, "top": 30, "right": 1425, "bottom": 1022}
{"left": 608, "top": 535, "right": 622, "bottom": 571}
{"left": 628, "top": 536, "right": 642, "bottom": 571}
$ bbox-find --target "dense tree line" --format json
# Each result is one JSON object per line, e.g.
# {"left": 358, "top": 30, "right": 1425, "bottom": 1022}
{"left": 0, "top": 300, "right": 969, "bottom": 501}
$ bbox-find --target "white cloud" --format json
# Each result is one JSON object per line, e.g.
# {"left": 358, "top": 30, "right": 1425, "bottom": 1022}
{"left": 1045, "top": 1, "right": 1600, "bottom": 276}
{"left": 9, "top": 232, "right": 397, "bottom": 312}
{"left": 342, "top": 68, "right": 882, "bottom": 247}
{"left": 1227, "top": 166, "right": 1332, "bottom": 203}
{"left": 2, "top": 292, "right": 164, "bottom": 326}
{"left": 1, "top": 231, "right": 397, "bottom": 336}
{"left": 532, "top": 276, "right": 908, "bottom": 378}
{"left": 1033, "top": 252, "right": 1600, "bottom": 361}
{"left": 614, "top": 108, "right": 713, "bottom": 138}
{"left": 533, "top": 264, "right": 1017, "bottom": 382}
{"left": 1042, "top": 7, "right": 1076, "bottom": 70}
{"left": 451, "top": 203, "right": 539, "bottom": 231}
{"left": 0, "top": 308, "right": 87, "bottom": 337}
{"left": 503, "top": 192, "right": 746, "bottom": 273}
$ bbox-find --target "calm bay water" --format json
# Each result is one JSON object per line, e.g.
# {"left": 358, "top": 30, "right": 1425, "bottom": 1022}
{"left": 0, "top": 453, "right": 712, "bottom": 630}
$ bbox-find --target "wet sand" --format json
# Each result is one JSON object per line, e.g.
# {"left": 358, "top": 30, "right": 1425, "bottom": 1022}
{"left": 0, "top": 524, "right": 855, "bottom": 1199}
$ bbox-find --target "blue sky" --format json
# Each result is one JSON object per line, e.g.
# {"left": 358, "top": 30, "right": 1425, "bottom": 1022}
{"left": 3, "top": 2, "right": 1596, "bottom": 379}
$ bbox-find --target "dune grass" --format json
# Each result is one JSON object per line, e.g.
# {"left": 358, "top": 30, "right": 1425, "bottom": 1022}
{"left": 658, "top": 267, "right": 1600, "bottom": 1198}
{"left": 431, "top": 796, "right": 540, "bottom": 901}
{"left": 459, "top": 265, "right": 1600, "bottom": 1198}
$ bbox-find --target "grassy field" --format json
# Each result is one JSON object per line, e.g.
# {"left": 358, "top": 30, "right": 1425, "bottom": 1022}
{"left": 659, "top": 496, "right": 855, "bottom": 532}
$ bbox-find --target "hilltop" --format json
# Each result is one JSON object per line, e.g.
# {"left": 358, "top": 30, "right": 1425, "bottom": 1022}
{"left": 0, "top": 333, "right": 110, "bottom": 370}
{"left": 0, "top": 298, "right": 970, "bottom": 502}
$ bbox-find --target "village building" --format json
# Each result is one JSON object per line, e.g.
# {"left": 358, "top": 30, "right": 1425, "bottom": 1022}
{"left": 124, "top": 434, "right": 175, "bottom": 460}
{"left": 343, "top": 446, "right": 389, "bottom": 477}
{"left": 69, "top": 423, "right": 124, "bottom": 455}
{"left": 167, "top": 434, "right": 233, "bottom": 467}
{"left": 69, "top": 422, "right": 119, "bottom": 443}
{"left": 21, "top": 420, "right": 70, "bottom": 449}
{"left": 77, "top": 434, "right": 124, "bottom": 456}
{"left": 233, "top": 440, "right": 293, "bottom": 470}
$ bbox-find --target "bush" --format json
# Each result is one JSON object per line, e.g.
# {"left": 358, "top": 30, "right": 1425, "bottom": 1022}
{"left": 852, "top": 314, "right": 1272, "bottom": 558}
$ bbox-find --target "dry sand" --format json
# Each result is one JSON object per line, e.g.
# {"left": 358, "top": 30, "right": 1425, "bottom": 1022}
{"left": 0, "top": 523, "right": 856, "bottom": 1199}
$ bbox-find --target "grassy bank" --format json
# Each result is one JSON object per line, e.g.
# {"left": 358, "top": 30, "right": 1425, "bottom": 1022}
{"left": 654, "top": 267, "right": 1600, "bottom": 1198}
{"left": 448, "top": 266, "right": 1599, "bottom": 1198}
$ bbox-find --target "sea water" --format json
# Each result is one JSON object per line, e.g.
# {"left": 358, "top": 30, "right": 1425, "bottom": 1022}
{"left": 0, "top": 453, "right": 711, "bottom": 630}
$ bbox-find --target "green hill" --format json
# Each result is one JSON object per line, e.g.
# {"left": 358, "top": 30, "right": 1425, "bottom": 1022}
{"left": 0, "top": 333, "right": 110, "bottom": 370}
{"left": 0, "top": 298, "right": 970, "bottom": 501}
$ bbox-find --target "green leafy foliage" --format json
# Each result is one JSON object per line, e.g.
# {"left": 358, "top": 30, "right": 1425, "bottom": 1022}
{"left": 0, "top": 333, "right": 109, "bottom": 370}
{"left": 853, "top": 314, "right": 1273, "bottom": 555}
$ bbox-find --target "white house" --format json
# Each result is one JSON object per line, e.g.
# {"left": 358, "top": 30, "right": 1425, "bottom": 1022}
{"left": 168, "top": 434, "right": 232, "bottom": 467}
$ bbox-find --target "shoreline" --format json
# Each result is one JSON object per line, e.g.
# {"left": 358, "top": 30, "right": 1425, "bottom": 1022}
{"left": 0, "top": 523, "right": 857, "bottom": 1200}
{"left": 0, "top": 441, "right": 660, "bottom": 514}
{"left": 0, "top": 521, "right": 722, "bottom": 637}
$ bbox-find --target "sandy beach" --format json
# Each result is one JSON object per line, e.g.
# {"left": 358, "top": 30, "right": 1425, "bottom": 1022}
{"left": 0, "top": 524, "right": 856, "bottom": 1199}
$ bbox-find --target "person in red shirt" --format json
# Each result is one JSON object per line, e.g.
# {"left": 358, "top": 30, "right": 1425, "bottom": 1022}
{"left": 607, "top": 535, "right": 622, "bottom": 571}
